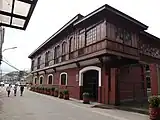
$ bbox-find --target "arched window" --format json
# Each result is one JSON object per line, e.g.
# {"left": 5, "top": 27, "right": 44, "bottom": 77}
{"left": 54, "top": 45, "right": 60, "bottom": 64}
{"left": 48, "top": 74, "right": 53, "bottom": 84}
{"left": 34, "top": 77, "right": 37, "bottom": 84}
{"left": 62, "top": 41, "right": 67, "bottom": 61}
{"left": 69, "top": 37, "right": 74, "bottom": 52}
{"left": 60, "top": 72, "right": 67, "bottom": 85}
{"left": 45, "top": 51, "right": 50, "bottom": 67}
{"left": 39, "top": 75, "right": 44, "bottom": 84}
{"left": 37, "top": 56, "right": 41, "bottom": 69}
{"left": 62, "top": 41, "right": 67, "bottom": 54}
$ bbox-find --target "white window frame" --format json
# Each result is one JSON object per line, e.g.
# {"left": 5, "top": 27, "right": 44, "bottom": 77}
{"left": 39, "top": 75, "right": 44, "bottom": 84}
{"left": 47, "top": 74, "right": 53, "bottom": 84}
{"left": 33, "top": 76, "right": 37, "bottom": 85}
{"left": 60, "top": 72, "right": 68, "bottom": 85}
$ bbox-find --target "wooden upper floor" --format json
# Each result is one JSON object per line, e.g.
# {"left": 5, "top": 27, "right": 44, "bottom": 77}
{"left": 140, "top": 32, "right": 160, "bottom": 64}
{"left": 28, "top": 4, "right": 160, "bottom": 72}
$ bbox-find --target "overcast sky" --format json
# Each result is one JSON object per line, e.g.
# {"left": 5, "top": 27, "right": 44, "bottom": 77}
{"left": 1, "top": 0, "right": 160, "bottom": 73}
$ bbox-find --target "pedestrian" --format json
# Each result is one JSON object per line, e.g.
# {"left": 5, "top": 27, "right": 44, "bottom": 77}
{"left": 20, "top": 85, "right": 24, "bottom": 96}
{"left": 14, "top": 84, "right": 17, "bottom": 96}
{"left": 6, "top": 84, "right": 12, "bottom": 97}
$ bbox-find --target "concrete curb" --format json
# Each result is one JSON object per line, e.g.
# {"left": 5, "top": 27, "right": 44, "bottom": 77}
{"left": 92, "top": 105, "right": 149, "bottom": 115}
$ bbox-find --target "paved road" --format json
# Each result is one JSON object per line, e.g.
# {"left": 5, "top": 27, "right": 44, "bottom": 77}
{"left": 0, "top": 87, "right": 149, "bottom": 120}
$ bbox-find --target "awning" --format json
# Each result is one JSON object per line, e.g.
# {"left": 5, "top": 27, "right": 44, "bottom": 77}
{"left": 0, "top": 0, "right": 38, "bottom": 30}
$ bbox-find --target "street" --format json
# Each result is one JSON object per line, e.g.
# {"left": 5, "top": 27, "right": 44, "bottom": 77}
{"left": 0, "top": 87, "right": 149, "bottom": 120}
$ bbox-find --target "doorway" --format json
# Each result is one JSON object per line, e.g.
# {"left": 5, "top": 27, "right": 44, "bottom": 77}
{"left": 83, "top": 70, "right": 99, "bottom": 101}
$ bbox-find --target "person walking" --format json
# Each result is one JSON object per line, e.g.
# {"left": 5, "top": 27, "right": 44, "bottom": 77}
{"left": 6, "top": 84, "right": 12, "bottom": 97}
{"left": 14, "top": 84, "right": 17, "bottom": 96}
{"left": 20, "top": 85, "right": 24, "bottom": 96}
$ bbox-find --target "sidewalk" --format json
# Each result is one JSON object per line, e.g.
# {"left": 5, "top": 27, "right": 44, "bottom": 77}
{"left": 69, "top": 97, "right": 148, "bottom": 115}
{"left": 92, "top": 104, "right": 148, "bottom": 115}
{"left": 29, "top": 90, "right": 149, "bottom": 120}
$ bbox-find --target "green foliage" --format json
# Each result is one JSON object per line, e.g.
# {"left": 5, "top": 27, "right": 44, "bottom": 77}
{"left": 63, "top": 89, "right": 69, "bottom": 95}
{"left": 54, "top": 88, "right": 58, "bottom": 92}
{"left": 148, "top": 96, "right": 160, "bottom": 108}
{"left": 83, "top": 92, "right": 90, "bottom": 98}
{"left": 59, "top": 91, "right": 63, "bottom": 95}
{"left": 51, "top": 87, "right": 55, "bottom": 91}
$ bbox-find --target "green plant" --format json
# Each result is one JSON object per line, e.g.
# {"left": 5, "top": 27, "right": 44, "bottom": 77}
{"left": 51, "top": 87, "right": 55, "bottom": 91}
{"left": 63, "top": 89, "right": 69, "bottom": 95}
{"left": 55, "top": 88, "right": 58, "bottom": 92}
{"left": 148, "top": 96, "right": 160, "bottom": 108}
{"left": 83, "top": 92, "right": 90, "bottom": 98}
{"left": 59, "top": 91, "right": 63, "bottom": 94}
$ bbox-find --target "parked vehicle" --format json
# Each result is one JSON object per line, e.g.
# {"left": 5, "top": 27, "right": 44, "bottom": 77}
{"left": 0, "top": 82, "right": 4, "bottom": 86}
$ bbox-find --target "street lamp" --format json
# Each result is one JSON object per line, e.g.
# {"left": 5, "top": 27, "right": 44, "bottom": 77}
{"left": 0, "top": 0, "right": 38, "bottom": 30}
{"left": 0, "top": 46, "right": 18, "bottom": 82}
{"left": 2, "top": 46, "right": 17, "bottom": 52}
{"left": 0, "top": 46, "right": 17, "bottom": 64}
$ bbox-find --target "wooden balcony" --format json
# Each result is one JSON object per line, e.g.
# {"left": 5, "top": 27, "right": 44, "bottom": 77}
{"left": 106, "top": 39, "right": 139, "bottom": 57}
{"left": 68, "top": 38, "right": 139, "bottom": 60}
{"left": 32, "top": 38, "right": 139, "bottom": 72}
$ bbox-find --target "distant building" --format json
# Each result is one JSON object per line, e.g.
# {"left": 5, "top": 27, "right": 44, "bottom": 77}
{"left": 25, "top": 73, "right": 33, "bottom": 84}
{"left": 2, "top": 71, "right": 28, "bottom": 84}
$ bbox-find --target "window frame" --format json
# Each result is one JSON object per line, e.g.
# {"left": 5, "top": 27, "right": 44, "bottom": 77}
{"left": 60, "top": 72, "right": 68, "bottom": 85}
{"left": 54, "top": 45, "right": 60, "bottom": 64}
{"left": 34, "top": 76, "right": 37, "bottom": 85}
{"left": 45, "top": 51, "right": 50, "bottom": 67}
{"left": 31, "top": 60, "right": 34, "bottom": 71}
{"left": 47, "top": 74, "right": 53, "bottom": 85}
{"left": 69, "top": 36, "right": 74, "bottom": 52}
{"left": 37, "top": 56, "right": 41, "bottom": 69}
{"left": 86, "top": 26, "right": 97, "bottom": 46}
{"left": 39, "top": 75, "right": 44, "bottom": 85}
{"left": 146, "top": 76, "right": 151, "bottom": 88}
{"left": 62, "top": 41, "right": 67, "bottom": 55}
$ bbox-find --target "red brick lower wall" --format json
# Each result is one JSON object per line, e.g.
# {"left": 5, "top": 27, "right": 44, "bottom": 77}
{"left": 55, "top": 67, "right": 80, "bottom": 100}
{"left": 33, "top": 64, "right": 147, "bottom": 104}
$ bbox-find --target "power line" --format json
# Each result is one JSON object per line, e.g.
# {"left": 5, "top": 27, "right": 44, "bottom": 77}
{"left": 1, "top": 59, "right": 20, "bottom": 71}
{"left": 3, "top": 56, "right": 10, "bottom": 64}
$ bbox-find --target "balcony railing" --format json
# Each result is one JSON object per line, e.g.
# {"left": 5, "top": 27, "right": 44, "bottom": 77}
{"left": 32, "top": 38, "right": 139, "bottom": 71}
{"left": 106, "top": 39, "right": 139, "bottom": 56}
{"left": 37, "top": 65, "right": 40, "bottom": 69}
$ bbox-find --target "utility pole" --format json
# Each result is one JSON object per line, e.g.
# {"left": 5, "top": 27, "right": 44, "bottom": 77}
{"left": 0, "top": 27, "right": 4, "bottom": 82}
{"left": 0, "top": 27, "right": 4, "bottom": 65}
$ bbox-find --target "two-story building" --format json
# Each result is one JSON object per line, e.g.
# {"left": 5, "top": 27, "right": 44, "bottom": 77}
{"left": 28, "top": 4, "right": 160, "bottom": 105}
